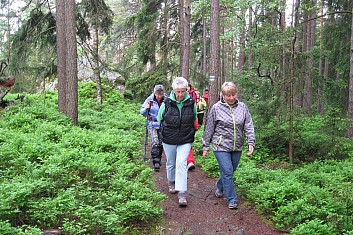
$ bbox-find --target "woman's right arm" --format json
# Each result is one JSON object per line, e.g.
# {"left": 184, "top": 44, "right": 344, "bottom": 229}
{"left": 157, "top": 103, "right": 166, "bottom": 123}
{"left": 202, "top": 105, "right": 217, "bottom": 152}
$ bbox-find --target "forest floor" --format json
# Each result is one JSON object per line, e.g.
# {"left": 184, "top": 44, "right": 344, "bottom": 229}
{"left": 149, "top": 152, "right": 289, "bottom": 235}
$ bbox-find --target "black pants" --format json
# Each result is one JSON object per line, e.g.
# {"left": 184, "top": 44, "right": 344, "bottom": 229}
{"left": 197, "top": 113, "right": 204, "bottom": 126}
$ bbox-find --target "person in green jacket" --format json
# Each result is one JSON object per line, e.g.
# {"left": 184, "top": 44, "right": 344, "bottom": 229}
{"left": 157, "top": 77, "right": 197, "bottom": 207}
{"left": 195, "top": 91, "right": 207, "bottom": 126}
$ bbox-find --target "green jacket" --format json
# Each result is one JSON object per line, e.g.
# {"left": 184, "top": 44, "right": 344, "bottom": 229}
{"left": 157, "top": 90, "right": 197, "bottom": 123}
{"left": 196, "top": 97, "right": 207, "bottom": 114}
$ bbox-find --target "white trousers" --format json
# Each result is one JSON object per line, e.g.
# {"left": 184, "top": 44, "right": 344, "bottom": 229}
{"left": 162, "top": 142, "right": 192, "bottom": 192}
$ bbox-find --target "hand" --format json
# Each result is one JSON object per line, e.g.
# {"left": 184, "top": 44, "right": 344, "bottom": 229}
{"left": 247, "top": 144, "right": 254, "bottom": 156}
{"left": 202, "top": 150, "right": 208, "bottom": 158}
{"left": 145, "top": 103, "right": 151, "bottom": 110}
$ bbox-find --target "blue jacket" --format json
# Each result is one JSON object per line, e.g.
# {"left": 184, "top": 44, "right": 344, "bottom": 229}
{"left": 140, "top": 93, "right": 167, "bottom": 129}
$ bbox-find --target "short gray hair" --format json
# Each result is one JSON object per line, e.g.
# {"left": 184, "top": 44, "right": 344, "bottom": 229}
{"left": 221, "top": 82, "right": 237, "bottom": 95}
{"left": 172, "top": 77, "right": 188, "bottom": 90}
{"left": 153, "top": 84, "right": 164, "bottom": 94}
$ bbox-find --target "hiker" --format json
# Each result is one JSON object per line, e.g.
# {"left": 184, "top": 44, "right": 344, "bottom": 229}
{"left": 195, "top": 91, "right": 207, "bottom": 126}
{"left": 140, "top": 84, "right": 166, "bottom": 171}
{"left": 157, "top": 77, "right": 197, "bottom": 207}
{"left": 203, "top": 88, "right": 209, "bottom": 104}
{"left": 202, "top": 82, "right": 255, "bottom": 209}
{"left": 186, "top": 83, "right": 197, "bottom": 171}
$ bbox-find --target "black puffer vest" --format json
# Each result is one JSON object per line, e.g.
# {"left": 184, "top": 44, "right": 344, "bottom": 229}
{"left": 161, "top": 97, "right": 195, "bottom": 145}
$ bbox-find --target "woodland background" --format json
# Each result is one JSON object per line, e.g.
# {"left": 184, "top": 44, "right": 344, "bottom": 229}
{"left": 0, "top": 0, "right": 353, "bottom": 234}
{"left": 1, "top": 0, "right": 353, "bottom": 158}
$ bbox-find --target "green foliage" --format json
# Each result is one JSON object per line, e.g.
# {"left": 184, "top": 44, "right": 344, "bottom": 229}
{"left": 78, "top": 0, "right": 114, "bottom": 34}
{"left": 0, "top": 87, "right": 166, "bottom": 234}
{"left": 126, "top": 65, "right": 169, "bottom": 102}
{"left": 254, "top": 114, "right": 353, "bottom": 163}
{"left": 196, "top": 124, "right": 353, "bottom": 235}
{"left": 0, "top": 220, "right": 42, "bottom": 235}
{"left": 236, "top": 159, "right": 353, "bottom": 234}
{"left": 126, "top": 0, "right": 161, "bottom": 65}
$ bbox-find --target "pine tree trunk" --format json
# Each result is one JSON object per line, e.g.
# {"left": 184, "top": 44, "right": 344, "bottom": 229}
{"left": 179, "top": 0, "right": 184, "bottom": 75}
{"left": 181, "top": 0, "right": 191, "bottom": 80}
{"left": 202, "top": 15, "right": 207, "bottom": 76}
{"left": 93, "top": 27, "right": 102, "bottom": 104}
{"left": 56, "top": 0, "right": 67, "bottom": 114}
{"left": 65, "top": 0, "right": 78, "bottom": 125}
{"left": 348, "top": 7, "right": 353, "bottom": 138}
{"left": 208, "top": 0, "right": 220, "bottom": 110}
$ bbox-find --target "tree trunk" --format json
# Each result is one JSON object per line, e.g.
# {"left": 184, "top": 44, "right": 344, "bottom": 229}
{"left": 317, "top": 0, "right": 324, "bottom": 114}
{"left": 348, "top": 7, "right": 353, "bottom": 138}
{"left": 248, "top": 6, "right": 253, "bottom": 81}
{"left": 202, "top": 15, "right": 207, "bottom": 77}
{"left": 93, "top": 27, "right": 102, "bottom": 104}
{"left": 237, "top": 19, "right": 245, "bottom": 74}
{"left": 181, "top": 0, "right": 191, "bottom": 80}
{"left": 56, "top": 0, "right": 67, "bottom": 114}
{"left": 303, "top": 5, "right": 316, "bottom": 116}
{"left": 179, "top": 0, "right": 184, "bottom": 75}
{"left": 65, "top": 0, "right": 78, "bottom": 126}
{"left": 208, "top": 0, "right": 220, "bottom": 110}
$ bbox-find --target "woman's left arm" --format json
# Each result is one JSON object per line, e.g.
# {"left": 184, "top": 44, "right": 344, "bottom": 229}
{"left": 244, "top": 105, "right": 255, "bottom": 148}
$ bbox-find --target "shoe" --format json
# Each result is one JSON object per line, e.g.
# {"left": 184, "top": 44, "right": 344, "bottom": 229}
{"left": 187, "top": 162, "right": 195, "bottom": 171}
{"left": 168, "top": 184, "right": 177, "bottom": 194}
{"left": 228, "top": 201, "right": 238, "bottom": 209}
{"left": 154, "top": 162, "right": 160, "bottom": 171}
{"left": 178, "top": 192, "right": 187, "bottom": 207}
{"left": 214, "top": 183, "right": 223, "bottom": 198}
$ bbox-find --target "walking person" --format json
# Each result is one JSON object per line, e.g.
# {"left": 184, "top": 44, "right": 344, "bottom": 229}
{"left": 202, "top": 82, "right": 255, "bottom": 209}
{"left": 203, "top": 88, "right": 209, "bottom": 104}
{"left": 140, "top": 84, "right": 166, "bottom": 171}
{"left": 157, "top": 77, "right": 197, "bottom": 207}
{"left": 195, "top": 91, "right": 207, "bottom": 126}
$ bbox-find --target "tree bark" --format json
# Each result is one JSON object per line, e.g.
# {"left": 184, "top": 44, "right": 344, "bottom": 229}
{"left": 208, "top": 0, "right": 220, "bottom": 109}
{"left": 93, "top": 26, "right": 102, "bottom": 104}
{"left": 56, "top": 0, "right": 78, "bottom": 125}
{"left": 56, "top": 0, "right": 67, "bottom": 114}
{"left": 179, "top": 0, "right": 184, "bottom": 75}
{"left": 65, "top": 0, "right": 78, "bottom": 126}
{"left": 348, "top": 7, "right": 353, "bottom": 138}
{"left": 202, "top": 15, "right": 207, "bottom": 77}
{"left": 181, "top": 0, "right": 191, "bottom": 80}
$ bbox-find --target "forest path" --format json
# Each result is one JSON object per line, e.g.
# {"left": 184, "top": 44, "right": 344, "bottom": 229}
{"left": 148, "top": 151, "right": 287, "bottom": 235}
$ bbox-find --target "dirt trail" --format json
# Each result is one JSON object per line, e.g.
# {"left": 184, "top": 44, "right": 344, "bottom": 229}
{"left": 151, "top": 156, "right": 287, "bottom": 235}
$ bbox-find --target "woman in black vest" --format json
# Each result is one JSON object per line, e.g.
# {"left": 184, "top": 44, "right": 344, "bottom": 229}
{"left": 157, "top": 77, "right": 197, "bottom": 207}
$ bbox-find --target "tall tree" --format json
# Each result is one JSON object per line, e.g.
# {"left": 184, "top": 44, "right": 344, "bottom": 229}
{"left": 79, "top": 0, "right": 113, "bottom": 104}
{"left": 56, "top": 0, "right": 78, "bottom": 125}
{"left": 348, "top": 6, "right": 353, "bottom": 138}
{"left": 181, "top": 0, "right": 191, "bottom": 80}
{"left": 208, "top": 0, "right": 220, "bottom": 109}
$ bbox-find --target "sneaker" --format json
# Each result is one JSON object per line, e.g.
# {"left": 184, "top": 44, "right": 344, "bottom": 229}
{"left": 153, "top": 162, "right": 160, "bottom": 171}
{"left": 178, "top": 192, "right": 187, "bottom": 207}
{"left": 168, "top": 184, "right": 177, "bottom": 194}
{"left": 187, "top": 162, "right": 195, "bottom": 171}
{"left": 214, "top": 183, "right": 223, "bottom": 198}
{"left": 228, "top": 201, "right": 238, "bottom": 209}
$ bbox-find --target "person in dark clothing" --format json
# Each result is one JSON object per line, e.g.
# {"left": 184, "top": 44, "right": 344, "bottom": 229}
{"left": 140, "top": 84, "right": 166, "bottom": 171}
{"left": 157, "top": 77, "right": 197, "bottom": 207}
